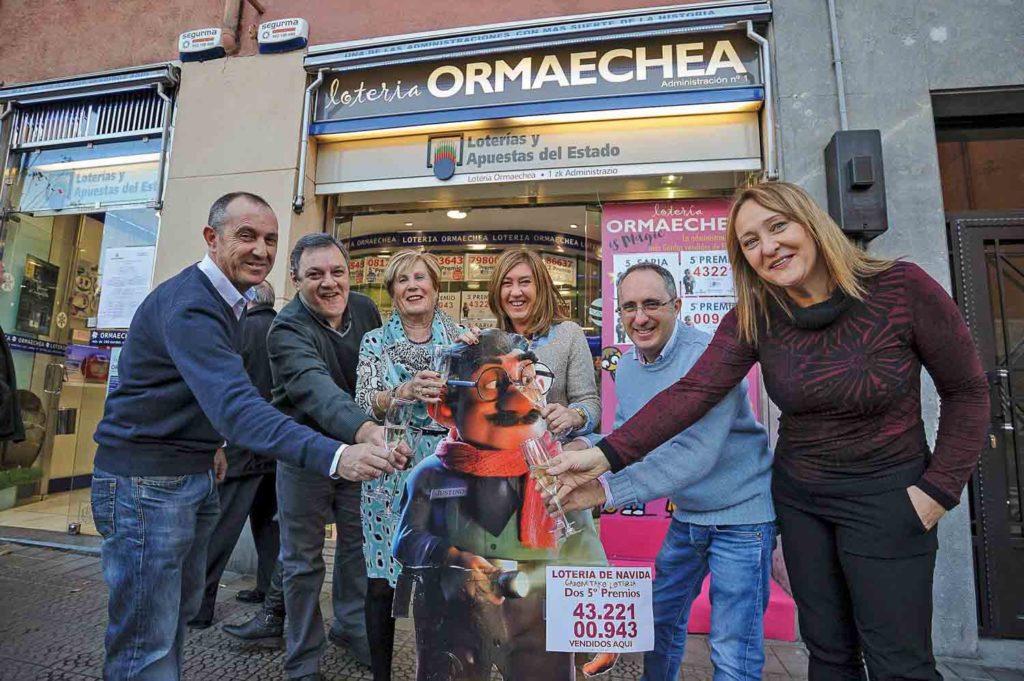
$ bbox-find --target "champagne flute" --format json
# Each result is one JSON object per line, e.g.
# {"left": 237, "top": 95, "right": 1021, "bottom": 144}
{"left": 379, "top": 426, "right": 423, "bottom": 521}
{"left": 368, "top": 397, "right": 413, "bottom": 502}
{"left": 521, "top": 436, "right": 580, "bottom": 540}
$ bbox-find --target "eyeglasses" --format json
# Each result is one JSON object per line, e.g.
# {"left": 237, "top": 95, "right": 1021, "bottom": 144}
{"left": 447, "top": 361, "right": 554, "bottom": 402}
{"left": 616, "top": 299, "right": 676, "bottom": 317}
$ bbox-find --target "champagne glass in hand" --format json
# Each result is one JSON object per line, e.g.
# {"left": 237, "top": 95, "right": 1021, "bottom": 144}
{"left": 521, "top": 436, "right": 580, "bottom": 540}
{"left": 369, "top": 397, "right": 413, "bottom": 502}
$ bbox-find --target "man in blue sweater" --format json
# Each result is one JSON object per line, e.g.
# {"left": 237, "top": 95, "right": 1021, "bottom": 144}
{"left": 91, "top": 192, "right": 400, "bottom": 681}
{"left": 564, "top": 262, "right": 775, "bottom": 681}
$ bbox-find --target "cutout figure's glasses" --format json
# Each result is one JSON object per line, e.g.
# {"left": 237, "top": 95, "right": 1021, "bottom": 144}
{"left": 447, "top": 361, "right": 554, "bottom": 403}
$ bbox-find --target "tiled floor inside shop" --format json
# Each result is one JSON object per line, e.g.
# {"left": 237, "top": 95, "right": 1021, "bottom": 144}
{"left": 0, "top": 538, "right": 1021, "bottom": 681}
{"left": 0, "top": 489, "right": 98, "bottom": 536}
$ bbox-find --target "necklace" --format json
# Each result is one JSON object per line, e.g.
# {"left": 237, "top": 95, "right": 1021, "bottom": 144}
{"left": 402, "top": 316, "right": 433, "bottom": 343}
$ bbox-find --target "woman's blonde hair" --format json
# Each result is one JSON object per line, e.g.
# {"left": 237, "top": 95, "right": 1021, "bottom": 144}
{"left": 487, "top": 248, "right": 567, "bottom": 337}
{"left": 383, "top": 250, "right": 441, "bottom": 302}
{"left": 725, "top": 181, "right": 895, "bottom": 344}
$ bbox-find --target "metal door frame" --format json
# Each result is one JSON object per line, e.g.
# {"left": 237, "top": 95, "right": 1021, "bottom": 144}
{"left": 948, "top": 212, "right": 1024, "bottom": 638}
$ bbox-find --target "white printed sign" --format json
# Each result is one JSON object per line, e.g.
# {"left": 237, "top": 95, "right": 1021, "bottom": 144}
{"left": 349, "top": 257, "right": 365, "bottom": 286}
{"left": 679, "top": 250, "right": 733, "bottom": 296}
{"left": 363, "top": 255, "right": 390, "bottom": 285}
{"left": 438, "top": 292, "right": 461, "bottom": 318}
{"left": 681, "top": 296, "right": 735, "bottom": 334}
{"left": 546, "top": 566, "right": 654, "bottom": 653}
{"left": 97, "top": 246, "right": 156, "bottom": 329}
{"left": 461, "top": 291, "right": 491, "bottom": 319}
{"left": 542, "top": 253, "right": 577, "bottom": 286}
{"left": 437, "top": 254, "right": 465, "bottom": 282}
{"left": 465, "top": 253, "right": 499, "bottom": 282}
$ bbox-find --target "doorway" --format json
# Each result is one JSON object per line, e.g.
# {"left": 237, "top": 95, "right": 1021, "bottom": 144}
{"left": 937, "top": 86, "right": 1024, "bottom": 638}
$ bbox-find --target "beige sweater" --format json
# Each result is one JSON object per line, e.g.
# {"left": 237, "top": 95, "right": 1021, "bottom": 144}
{"left": 533, "top": 321, "right": 601, "bottom": 434}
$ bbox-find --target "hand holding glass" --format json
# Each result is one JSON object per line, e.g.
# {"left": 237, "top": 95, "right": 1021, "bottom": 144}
{"left": 521, "top": 436, "right": 580, "bottom": 540}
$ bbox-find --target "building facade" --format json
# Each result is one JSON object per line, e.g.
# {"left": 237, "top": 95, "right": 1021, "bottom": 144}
{"left": 0, "top": 0, "right": 1021, "bottom": 656}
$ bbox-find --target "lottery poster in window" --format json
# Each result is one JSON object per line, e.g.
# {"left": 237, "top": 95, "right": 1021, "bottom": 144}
{"left": 461, "top": 291, "right": 492, "bottom": 319}
{"left": 681, "top": 297, "right": 735, "bottom": 334}
{"left": 679, "top": 250, "right": 733, "bottom": 296}
{"left": 465, "top": 253, "right": 499, "bottom": 282}
{"left": 438, "top": 291, "right": 461, "bottom": 319}
{"left": 349, "top": 257, "right": 365, "bottom": 286}
{"left": 438, "top": 254, "right": 465, "bottom": 282}
{"left": 363, "top": 255, "right": 390, "bottom": 285}
{"left": 542, "top": 253, "right": 577, "bottom": 287}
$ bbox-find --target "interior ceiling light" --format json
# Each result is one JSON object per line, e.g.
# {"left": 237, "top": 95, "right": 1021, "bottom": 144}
{"left": 569, "top": 223, "right": 579, "bottom": 229}
{"left": 467, "top": 244, "right": 488, "bottom": 251}
{"left": 404, "top": 221, "right": 413, "bottom": 227}
{"left": 446, "top": 209, "right": 468, "bottom": 220}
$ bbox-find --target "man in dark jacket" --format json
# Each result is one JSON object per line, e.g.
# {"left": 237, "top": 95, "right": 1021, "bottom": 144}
{"left": 190, "top": 280, "right": 281, "bottom": 626}
{"left": 266, "top": 233, "right": 382, "bottom": 681}
{"left": 0, "top": 320, "right": 25, "bottom": 445}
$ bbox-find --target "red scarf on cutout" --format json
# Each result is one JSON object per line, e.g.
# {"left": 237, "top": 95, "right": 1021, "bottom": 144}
{"left": 435, "top": 431, "right": 557, "bottom": 550}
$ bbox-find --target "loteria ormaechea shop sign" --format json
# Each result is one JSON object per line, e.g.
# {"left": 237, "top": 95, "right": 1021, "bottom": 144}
{"left": 313, "top": 31, "right": 760, "bottom": 124}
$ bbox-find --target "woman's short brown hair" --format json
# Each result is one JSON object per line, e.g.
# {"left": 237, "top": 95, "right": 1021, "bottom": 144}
{"left": 383, "top": 250, "right": 441, "bottom": 299}
{"left": 487, "top": 248, "right": 567, "bottom": 337}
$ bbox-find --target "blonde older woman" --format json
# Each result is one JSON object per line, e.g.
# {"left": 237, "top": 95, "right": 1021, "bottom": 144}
{"left": 355, "top": 249, "right": 472, "bottom": 681}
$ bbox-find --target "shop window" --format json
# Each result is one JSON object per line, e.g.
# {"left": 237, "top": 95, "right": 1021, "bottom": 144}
{"left": 9, "top": 138, "right": 162, "bottom": 214}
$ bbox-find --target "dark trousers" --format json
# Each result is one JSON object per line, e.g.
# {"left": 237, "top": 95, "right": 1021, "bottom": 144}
{"left": 773, "top": 471, "right": 941, "bottom": 681}
{"left": 366, "top": 578, "right": 396, "bottom": 681}
{"left": 277, "top": 461, "right": 368, "bottom": 678}
{"left": 195, "top": 472, "right": 280, "bottom": 622}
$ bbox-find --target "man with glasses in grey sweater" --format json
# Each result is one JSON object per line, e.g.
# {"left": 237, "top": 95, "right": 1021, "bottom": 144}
{"left": 563, "top": 262, "right": 775, "bottom": 681}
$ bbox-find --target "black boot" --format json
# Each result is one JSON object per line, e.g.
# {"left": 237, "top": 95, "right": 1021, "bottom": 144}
{"left": 223, "top": 610, "right": 284, "bottom": 645}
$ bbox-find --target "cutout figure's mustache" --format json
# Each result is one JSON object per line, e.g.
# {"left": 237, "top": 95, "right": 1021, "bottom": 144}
{"left": 485, "top": 409, "right": 542, "bottom": 427}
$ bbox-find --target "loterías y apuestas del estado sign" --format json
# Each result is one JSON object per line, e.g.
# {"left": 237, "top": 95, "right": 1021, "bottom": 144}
{"left": 313, "top": 31, "right": 760, "bottom": 123}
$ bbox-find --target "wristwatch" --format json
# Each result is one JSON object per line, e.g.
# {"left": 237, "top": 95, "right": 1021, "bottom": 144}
{"left": 572, "top": 407, "right": 588, "bottom": 430}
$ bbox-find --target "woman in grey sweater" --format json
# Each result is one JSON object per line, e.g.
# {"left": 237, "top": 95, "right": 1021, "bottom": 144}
{"left": 487, "top": 249, "right": 600, "bottom": 438}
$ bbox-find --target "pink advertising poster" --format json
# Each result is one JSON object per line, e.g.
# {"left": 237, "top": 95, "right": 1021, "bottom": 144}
{"left": 597, "top": 199, "right": 761, "bottom": 559}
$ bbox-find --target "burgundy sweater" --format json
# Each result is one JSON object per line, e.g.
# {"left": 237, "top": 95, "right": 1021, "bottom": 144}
{"left": 598, "top": 262, "right": 990, "bottom": 510}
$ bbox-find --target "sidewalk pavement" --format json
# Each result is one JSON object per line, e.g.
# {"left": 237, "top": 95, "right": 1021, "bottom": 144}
{"left": 0, "top": 541, "right": 1020, "bottom": 681}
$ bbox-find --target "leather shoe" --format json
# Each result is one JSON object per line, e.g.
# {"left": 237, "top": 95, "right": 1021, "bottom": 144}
{"left": 235, "top": 589, "right": 266, "bottom": 603}
{"left": 186, "top": 618, "right": 212, "bottom": 630}
{"left": 328, "top": 629, "right": 371, "bottom": 667}
{"left": 223, "top": 611, "right": 284, "bottom": 645}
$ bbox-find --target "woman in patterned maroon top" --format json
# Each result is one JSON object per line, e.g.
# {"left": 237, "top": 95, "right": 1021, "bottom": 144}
{"left": 551, "top": 182, "right": 989, "bottom": 681}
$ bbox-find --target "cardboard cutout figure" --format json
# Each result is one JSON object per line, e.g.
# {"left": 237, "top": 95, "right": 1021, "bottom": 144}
{"left": 393, "top": 329, "right": 617, "bottom": 680}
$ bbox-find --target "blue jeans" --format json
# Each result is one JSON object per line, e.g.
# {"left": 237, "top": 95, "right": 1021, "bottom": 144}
{"left": 91, "top": 466, "right": 220, "bottom": 681}
{"left": 642, "top": 519, "right": 776, "bottom": 681}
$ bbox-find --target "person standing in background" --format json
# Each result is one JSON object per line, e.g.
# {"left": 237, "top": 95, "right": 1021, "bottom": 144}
{"left": 190, "top": 280, "right": 280, "bottom": 627}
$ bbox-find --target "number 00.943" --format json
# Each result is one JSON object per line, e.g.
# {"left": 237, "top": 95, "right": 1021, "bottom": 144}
{"left": 572, "top": 620, "right": 639, "bottom": 639}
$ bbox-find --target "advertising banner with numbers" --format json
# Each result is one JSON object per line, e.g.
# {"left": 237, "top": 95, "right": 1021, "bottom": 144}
{"left": 437, "top": 254, "right": 465, "bottom": 282}
{"left": 349, "top": 257, "right": 365, "bottom": 286}
{"left": 465, "top": 253, "right": 500, "bottom": 282}
{"left": 461, "top": 291, "right": 492, "bottom": 320}
{"left": 363, "top": 255, "right": 390, "bottom": 285}
{"left": 438, "top": 291, "right": 461, "bottom": 319}
{"left": 598, "top": 200, "right": 763, "bottom": 604}
{"left": 542, "top": 253, "right": 577, "bottom": 287}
